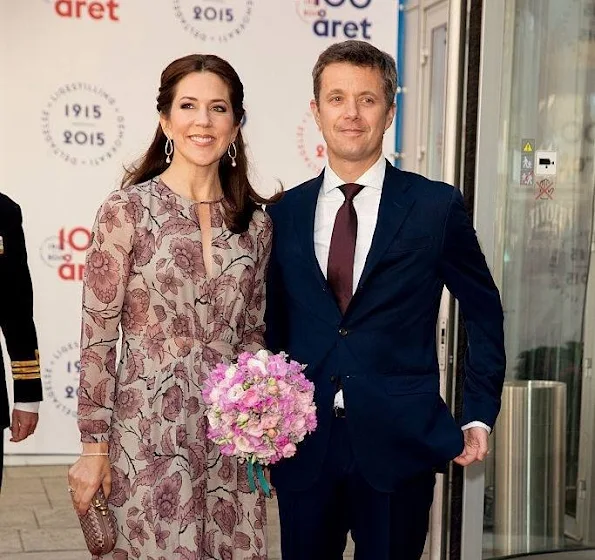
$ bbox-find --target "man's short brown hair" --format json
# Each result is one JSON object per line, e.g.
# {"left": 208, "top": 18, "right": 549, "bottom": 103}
{"left": 312, "top": 40, "right": 397, "bottom": 108}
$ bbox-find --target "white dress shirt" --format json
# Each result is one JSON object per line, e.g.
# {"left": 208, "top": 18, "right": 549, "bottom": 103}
{"left": 314, "top": 155, "right": 490, "bottom": 434}
{"left": 14, "top": 401, "right": 40, "bottom": 413}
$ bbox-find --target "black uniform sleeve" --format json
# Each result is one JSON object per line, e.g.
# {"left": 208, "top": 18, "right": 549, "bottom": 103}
{"left": 0, "top": 201, "right": 42, "bottom": 403}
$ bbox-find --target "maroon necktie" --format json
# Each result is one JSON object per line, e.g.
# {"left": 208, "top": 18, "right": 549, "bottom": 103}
{"left": 327, "top": 183, "right": 364, "bottom": 314}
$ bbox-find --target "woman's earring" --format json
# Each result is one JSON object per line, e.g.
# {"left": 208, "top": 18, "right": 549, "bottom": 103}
{"left": 165, "top": 137, "right": 174, "bottom": 164}
{"left": 227, "top": 141, "right": 237, "bottom": 167}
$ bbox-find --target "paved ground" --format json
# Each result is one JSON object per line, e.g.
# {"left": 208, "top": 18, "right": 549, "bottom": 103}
{"left": 3, "top": 465, "right": 594, "bottom": 560}
{"left": 0, "top": 464, "right": 355, "bottom": 559}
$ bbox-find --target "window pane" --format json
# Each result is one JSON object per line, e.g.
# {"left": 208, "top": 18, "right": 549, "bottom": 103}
{"left": 427, "top": 24, "right": 447, "bottom": 180}
{"left": 484, "top": 0, "right": 595, "bottom": 557}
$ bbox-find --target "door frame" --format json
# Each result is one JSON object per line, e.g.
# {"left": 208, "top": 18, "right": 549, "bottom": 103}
{"left": 460, "top": 0, "right": 507, "bottom": 558}
{"left": 399, "top": 1, "right": 466, "bottom": 558}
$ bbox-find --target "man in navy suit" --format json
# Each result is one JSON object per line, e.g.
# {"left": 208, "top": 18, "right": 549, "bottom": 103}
{"left": 265, "top": 40, "right": 505, "bottom": 560}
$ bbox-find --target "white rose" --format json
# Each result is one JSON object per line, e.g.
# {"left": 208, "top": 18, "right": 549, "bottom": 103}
{"left": 247, "top": 358, "right": 267, "bottom": 374}
{"left": 226, "top": 384, "right": 245, "bottom": 403}
{"left": 207, "top": 409, "right": 220, "bottom": 428}
{"left": 255, "top": 349, "right": 270, "bottom": 362}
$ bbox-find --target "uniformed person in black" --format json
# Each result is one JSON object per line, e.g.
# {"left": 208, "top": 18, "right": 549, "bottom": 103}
{"left": 0, "top": 193, "right": 42, "bottom": 490}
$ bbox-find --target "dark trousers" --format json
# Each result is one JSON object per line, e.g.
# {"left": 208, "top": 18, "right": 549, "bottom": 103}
{"left": 276, "top": 416, "right": 435, "bottom": 560}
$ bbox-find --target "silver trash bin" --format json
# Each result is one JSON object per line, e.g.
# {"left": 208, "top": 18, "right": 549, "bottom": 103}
{"left": 493, "top": 380, "right": 566, "bottom": 556}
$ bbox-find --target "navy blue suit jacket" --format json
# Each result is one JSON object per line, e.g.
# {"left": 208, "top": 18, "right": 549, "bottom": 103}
{"left": 265, "top": 162, "right": 505, "bottom": 493}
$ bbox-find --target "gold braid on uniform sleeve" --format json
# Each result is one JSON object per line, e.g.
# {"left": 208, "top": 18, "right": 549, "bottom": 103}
{"left": 12, "top": 350, "right": 41, "bottom": 380}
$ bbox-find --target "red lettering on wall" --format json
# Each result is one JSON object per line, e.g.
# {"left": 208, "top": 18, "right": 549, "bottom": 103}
{"left": 54, "top": 0, "right": 119, "bottom": 21}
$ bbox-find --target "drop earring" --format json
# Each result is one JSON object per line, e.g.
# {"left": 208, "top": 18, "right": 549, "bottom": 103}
{"left": 165, "top": 137, "right": 174, "bottom": 164}
{"left": 227, "top": 141, "right": 237, "bottom": 167}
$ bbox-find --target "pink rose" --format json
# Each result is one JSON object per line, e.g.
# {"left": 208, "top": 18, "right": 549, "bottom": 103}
{"left": 240, "top": 388, "right": 259, "bottom": 408}
{"left": 292, "top": 417, "right": 306, "bottom": 432}
{"left": 282, "top": 443, "right": 297, "bottom": 458}
{"left": 260, "top": 414, "right": 281, "bottom": 430}
{"left": 244, "top": 420, "right": 265, "bottom": 438}
{"left": 220, "top": 443, "right": 236, "bottom": 456}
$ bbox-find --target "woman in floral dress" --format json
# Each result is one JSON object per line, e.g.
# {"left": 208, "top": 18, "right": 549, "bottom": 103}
{"left": 68, "top": 54, "right": 278, "bottom": 559}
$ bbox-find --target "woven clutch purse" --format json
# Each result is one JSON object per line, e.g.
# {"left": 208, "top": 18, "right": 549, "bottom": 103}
{"left": 76, "top": 488, "right": 117, "bottom": 556}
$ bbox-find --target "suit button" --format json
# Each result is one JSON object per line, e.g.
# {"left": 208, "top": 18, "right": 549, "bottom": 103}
{"left": 338, "top": 328, "right": 348, "bottom": 337}
{"left": 330, "top": 375, "right": 337, "bottom": 383}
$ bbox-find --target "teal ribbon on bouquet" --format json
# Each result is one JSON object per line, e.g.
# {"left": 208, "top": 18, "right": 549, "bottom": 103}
{"left": 247, "top": 460, "right": 271, "bottom": 498}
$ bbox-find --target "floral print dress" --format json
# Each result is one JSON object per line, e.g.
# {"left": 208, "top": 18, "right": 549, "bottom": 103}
{"left": 77, "top": 178, "right": 272, "bottom": 559}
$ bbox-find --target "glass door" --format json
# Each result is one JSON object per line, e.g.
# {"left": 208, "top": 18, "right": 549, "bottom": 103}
{"left": 475, "top": 0, "right": 595, "bottom": 556}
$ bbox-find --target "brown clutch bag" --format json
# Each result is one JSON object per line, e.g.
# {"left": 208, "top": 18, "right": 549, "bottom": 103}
{"left": 76, "top": 488, "right": 117, "bottom": 556}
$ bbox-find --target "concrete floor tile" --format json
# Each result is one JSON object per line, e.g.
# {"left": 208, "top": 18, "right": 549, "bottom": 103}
{"left": 345, "top": 533, "right": 355, "bottom": 555}
{"left": 34, "top": 504, "right": 79, "bottom": 528}
{"left": 0, "top": 465, "right": 362, "bottom": 558}
{"left": 0, "top": 490, "right": 50, "bottom": 509}
{"left": 0, "top": 529, "right": 23, "bottom": 554}
{"left": 1, "top": 551, "right": 88, "bottom": 559}
{"left": 5, "top": 465, "right": 70, "bottom": 479}
{"left": 20, "top": 528, "right": 86, "bottom": 552}
{"left": 0, "top": 507, "right": 37, "bottom": 529}
{"left": 42, "top": 477, "right": 72, "bottom": 507}
{"left": 0, "top": 477, "right": 44, "bottom": 494}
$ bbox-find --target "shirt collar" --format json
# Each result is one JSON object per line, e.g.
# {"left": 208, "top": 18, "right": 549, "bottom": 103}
{"left": 322, "top": 154, "right": 387, "bottom": 195}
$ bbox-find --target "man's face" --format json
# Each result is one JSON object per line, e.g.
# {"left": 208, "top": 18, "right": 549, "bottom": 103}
{"left": 311, "top": 62, "right": 395, "bottom": 166}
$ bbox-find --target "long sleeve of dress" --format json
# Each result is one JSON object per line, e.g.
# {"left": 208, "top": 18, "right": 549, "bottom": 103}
{"left": 77, "top": 190, "right": 135, "bottom": 443}
{"left": 239, "top": 210, "right": 272, "bottom": 354}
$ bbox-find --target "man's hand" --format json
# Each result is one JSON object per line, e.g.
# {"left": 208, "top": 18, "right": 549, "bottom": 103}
{"left": 453, "top": 426, "right": 489, "bottom": 466}
{"left": 9, "top": 409, "right": 39, "bottom": 442}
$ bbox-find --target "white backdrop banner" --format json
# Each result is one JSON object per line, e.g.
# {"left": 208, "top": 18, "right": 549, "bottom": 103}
{"left": 0, "top": 0, "right": 398, "bottom": 457}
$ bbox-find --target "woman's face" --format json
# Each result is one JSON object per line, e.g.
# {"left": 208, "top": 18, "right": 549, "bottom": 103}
{"left": 160, "top": 71, "right": 239, "bottom": 170}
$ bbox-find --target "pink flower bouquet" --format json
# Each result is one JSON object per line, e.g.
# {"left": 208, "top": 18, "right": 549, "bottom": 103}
{"left": 202, "top": 349, "right": 317, "bottom": 495}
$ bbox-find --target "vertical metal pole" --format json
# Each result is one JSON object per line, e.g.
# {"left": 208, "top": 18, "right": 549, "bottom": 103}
{"left": 435, "top": 0, "right": 467, "bottom": 557}
{"left": 459, "top": 4, "right": 485, "bottom": 560}
{"left": 441, "top": 0, "right": 467, "bottom": 558}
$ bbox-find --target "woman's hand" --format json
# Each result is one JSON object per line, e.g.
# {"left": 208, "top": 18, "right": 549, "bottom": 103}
{"left": 67, "top": 443, "right": 111, "bottom": 516}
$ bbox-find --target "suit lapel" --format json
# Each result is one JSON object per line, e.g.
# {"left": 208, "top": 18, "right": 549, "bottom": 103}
{"left": 291, "top": 172, "right": 343, "bottom": 320}
{"left": 356, "top": 163, "right": 415, "bottom": 291}
{"left": 292, "top": 172, "right": 326, "bottom": 287}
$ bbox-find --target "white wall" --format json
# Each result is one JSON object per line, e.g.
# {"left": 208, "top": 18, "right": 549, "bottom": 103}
{"left": 0, "top": 0, "right": 397, "bottom": 459}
